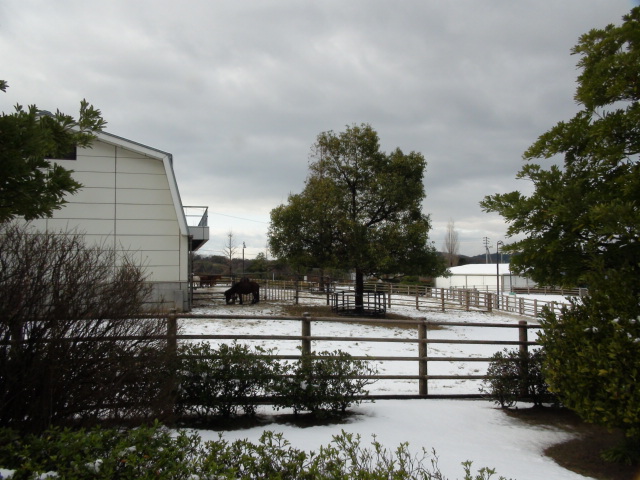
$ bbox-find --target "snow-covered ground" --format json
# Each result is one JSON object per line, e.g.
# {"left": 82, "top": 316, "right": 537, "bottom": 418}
{"left": 184, "top": 298, "right": 538, "bottom": 396}
{"left": 0, "top": 293, "right": 588, "bottom": 480}
{"left": 178, "top": 292, "right": 594, "bottom": 480}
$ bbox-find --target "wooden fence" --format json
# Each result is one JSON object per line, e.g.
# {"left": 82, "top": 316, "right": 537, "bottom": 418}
{"left": 169, "top": 312, "right": 541, "bottom": 399}
{"left": 248, "top": 281, "right": 567, "bottom": 320}
{"left": 1, "top": 313, "right": 541, "bottom": 407}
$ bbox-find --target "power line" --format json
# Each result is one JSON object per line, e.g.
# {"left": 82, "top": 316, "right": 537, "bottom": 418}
{"left": 208, "top": 211, "right": 269, "bottom": 224}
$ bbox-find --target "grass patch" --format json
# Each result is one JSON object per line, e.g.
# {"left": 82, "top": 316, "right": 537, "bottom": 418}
{"left": 505, "top": 406, "right": 638, "bottom": 480}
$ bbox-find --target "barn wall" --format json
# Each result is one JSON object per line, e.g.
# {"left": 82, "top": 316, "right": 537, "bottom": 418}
{"left": 25, "top": 137, "right": 191, "bottom": 311}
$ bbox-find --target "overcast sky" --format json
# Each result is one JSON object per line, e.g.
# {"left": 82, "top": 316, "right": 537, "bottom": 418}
{"left": 1, "top": 1, "right": 637, "bottom": 258}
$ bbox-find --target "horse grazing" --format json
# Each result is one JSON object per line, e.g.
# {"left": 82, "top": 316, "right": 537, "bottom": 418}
{"left": 225, "top": 278, "right": 260, "bottom": 304}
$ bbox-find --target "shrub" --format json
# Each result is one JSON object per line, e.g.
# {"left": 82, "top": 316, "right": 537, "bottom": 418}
{"left": 176, "top": 342, "right": 282, "bottom": 418}
{"left": 175, "top": 344, "right": 377, "bottom": 420}
{"left": 538, "top": 278, "right": 640, "bottom": 462}
{"left": 0, "top": 223, "right": 168, "bottom": 432}
{"left": 525, "top": 349, "right": 557, "bottom": 407}
{"left": 0, "top": 422, "right": 204, "bottom": 479}
{"left": 480, "top": 349, "right": 520, "bottom": 408}
{"left": 273, "top": 350, "right": 378, "bottom": 415}
{"left": 0, "top": 423, "right": 514, "bottom": 479}
{"left": 480, "top": 348, "right": 556, "bottom": 408}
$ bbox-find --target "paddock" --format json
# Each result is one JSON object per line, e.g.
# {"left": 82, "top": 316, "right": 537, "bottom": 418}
{"left": 190, "top": 280, "right": 566, "bottom": 320}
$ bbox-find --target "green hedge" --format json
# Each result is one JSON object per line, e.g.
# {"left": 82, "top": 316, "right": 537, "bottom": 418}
{"left": 0, "top": 423, "right": 514, "bottom": 479}
{"left": 177, "top": 343, "right": 378, "bottom": 419}
{"left": 176, "top": 342, "right": 283, "bottom": 418}
{"left": 272, "top": 350, "right": 378, "bottom": 414}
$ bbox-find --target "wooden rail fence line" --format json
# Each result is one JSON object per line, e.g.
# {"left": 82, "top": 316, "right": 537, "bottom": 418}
{"left": 195, "top": 279, "right": 568, "bottom": 320}
{"left": 167, "top": 312, "right": 541, "bottom": 399}
{"left": 244, "top": 282, "right": 566, "bottom": 320}
{"left": 2, "top": 313, "right": 541, "bottom": 403}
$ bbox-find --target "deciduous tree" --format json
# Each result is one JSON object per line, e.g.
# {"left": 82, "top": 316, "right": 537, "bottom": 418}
{"left": 222, "top": 231, "right": 238, "bottom": 276}
{"left": 268, "top": 124, "right": 445, "bottom": 311}
{"left": 442, "top": 219, "right": 460, "bottom": 267}
{"left": 0, "top": 223, "right": 167, "bottom": 432}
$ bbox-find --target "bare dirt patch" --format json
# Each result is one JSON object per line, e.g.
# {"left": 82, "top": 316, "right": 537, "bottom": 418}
{"left": 280, "top": 304, "right": 443, "bottom": 330}
{"left": 505, "top": 407, "right": 639, "bottom": 480}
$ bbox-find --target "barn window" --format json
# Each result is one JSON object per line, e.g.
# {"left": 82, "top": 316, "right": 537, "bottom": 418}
{"left": 46, "top": 147, "right": 77, "bottom": 161}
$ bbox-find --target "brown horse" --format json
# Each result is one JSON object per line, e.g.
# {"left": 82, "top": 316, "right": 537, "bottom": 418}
{"left": 225, "top": 278, "right": 260, "bottom": 304}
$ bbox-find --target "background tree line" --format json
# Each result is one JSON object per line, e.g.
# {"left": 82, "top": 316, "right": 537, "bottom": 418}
{"left": 192, "top": 253, "right": 290, "bottom": 279}
{"left": 192, "top": 253, "right": 357, "bottom": 283}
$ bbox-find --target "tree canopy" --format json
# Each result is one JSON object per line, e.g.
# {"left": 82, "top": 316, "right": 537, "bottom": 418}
{"left": 481, "top": 8, "right": 640, "bottom": 456}
{"left": 480, "top": 8, "right": 640, "bottom": 289}
{"left": 0, "top": 81, "right": 106, "bottom": 222}
{"left": 268, "top": 124, "right": 445, "bottom": 307}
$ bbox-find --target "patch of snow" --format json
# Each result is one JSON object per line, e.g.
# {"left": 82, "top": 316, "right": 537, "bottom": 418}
{"left": 178, "top": 294, "right": 593, "bottom": 479}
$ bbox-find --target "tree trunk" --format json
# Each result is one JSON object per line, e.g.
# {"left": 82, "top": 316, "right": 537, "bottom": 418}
{"left": 355, "top": 267, "right": 364, "bottom": 313}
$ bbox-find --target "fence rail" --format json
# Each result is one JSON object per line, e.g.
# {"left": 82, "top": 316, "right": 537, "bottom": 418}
{"left": 232, "top": 281, "right": 567, "bottom": 320}
{"left": 170, "top": 312, "right": 540, "bottom": 398}
{"left": 1, "top": 312, "right": 542, "bottom": 404}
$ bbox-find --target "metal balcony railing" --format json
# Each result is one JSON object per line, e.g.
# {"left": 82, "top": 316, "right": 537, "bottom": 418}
{"left": 183, "top": 206, "right": 209, "bottom": 251}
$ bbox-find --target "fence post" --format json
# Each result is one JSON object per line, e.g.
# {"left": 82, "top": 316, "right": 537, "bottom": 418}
{"left": 486, "top": 293, "right": 493, "bottom": 312}
{"left": 301, "top": 312, "right": 311, "bottom": 356}
{"left": 518, "top": 320, "right": 529, "bottom": 398}
{"left": 163, "top": 310, "right": 178, "bottom": 422}
{"left": 464, "top": 290, "right": 470, "bottom": 311}
{"left": 416, "top": 291, "right": 420, "bottom": 310}
{"left": 418, "top": 318, "right": 428, "bottom": 396}
{"left": 440, "top": 288, "right": 445, "bottom": 312}
{"left": 518, "top": 320, "right": 528, "bottom": 357}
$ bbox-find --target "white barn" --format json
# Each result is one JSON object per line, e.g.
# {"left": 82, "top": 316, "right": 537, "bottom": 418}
{"left": 25, "top": 131, "right": 209, "bottom": 311}
{"left": 434, "top": 264, "right": 536, "bottom": 292}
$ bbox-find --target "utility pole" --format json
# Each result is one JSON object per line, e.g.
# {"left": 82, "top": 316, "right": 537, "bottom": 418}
{"left": 242, "top": 242, "right": 246, "bottom": 276}
{"left": 496, "top": 240, "right": 503, "bottom": 308}
{"left": 483, "top": 237, "right": 491, "bottom": 264}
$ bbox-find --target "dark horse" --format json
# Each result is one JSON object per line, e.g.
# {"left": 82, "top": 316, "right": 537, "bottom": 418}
{"left": 225, "top": 278, "right": 260, "bottom": 304}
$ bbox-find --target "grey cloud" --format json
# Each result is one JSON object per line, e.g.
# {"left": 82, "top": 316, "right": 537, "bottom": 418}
{"left": 0, "top": 0, "right": 634, "bottom": 256}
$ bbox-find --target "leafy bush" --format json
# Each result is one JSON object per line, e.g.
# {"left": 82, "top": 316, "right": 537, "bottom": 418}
{"left": 480, "top": 349, "right": 521, "bottom": 408}
{"left": 480, "top": 348, "right": 556, "bottom": 408}
{"left": 176, "top": 345, "right": 377, "bottom": 418}
{"left": 525, "top": 349, "right": 557, "bottom": 407}
{"left": 0, "top": 423, "right": 514, "bottom": 479}
{"left": 176, "top": 342, "right": 282, "bottom": 418}
{"left": 538, "top": 279, "right": 640, "bottom": 462}
{"left": 273, "top": 350, "right": 378, "bottom": 415}
{"left": 0, "top": 422, "right": 203, "bottom": 479}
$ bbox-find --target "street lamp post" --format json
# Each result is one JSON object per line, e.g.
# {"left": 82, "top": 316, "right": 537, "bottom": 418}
{"left": 496, "top": 241, "right": 503, "bottom": 308}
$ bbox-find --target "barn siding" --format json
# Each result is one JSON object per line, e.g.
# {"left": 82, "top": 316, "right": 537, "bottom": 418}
{"left": 21, "top": 133, "right": 194, "bottom": 311}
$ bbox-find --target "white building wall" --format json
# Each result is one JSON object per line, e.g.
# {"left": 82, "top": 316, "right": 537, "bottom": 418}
{"left": 26, "top": 135, "right": 191, "bottom": 310}
{"left": 434, "top": 264, "right": 536, "bottom": 292}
